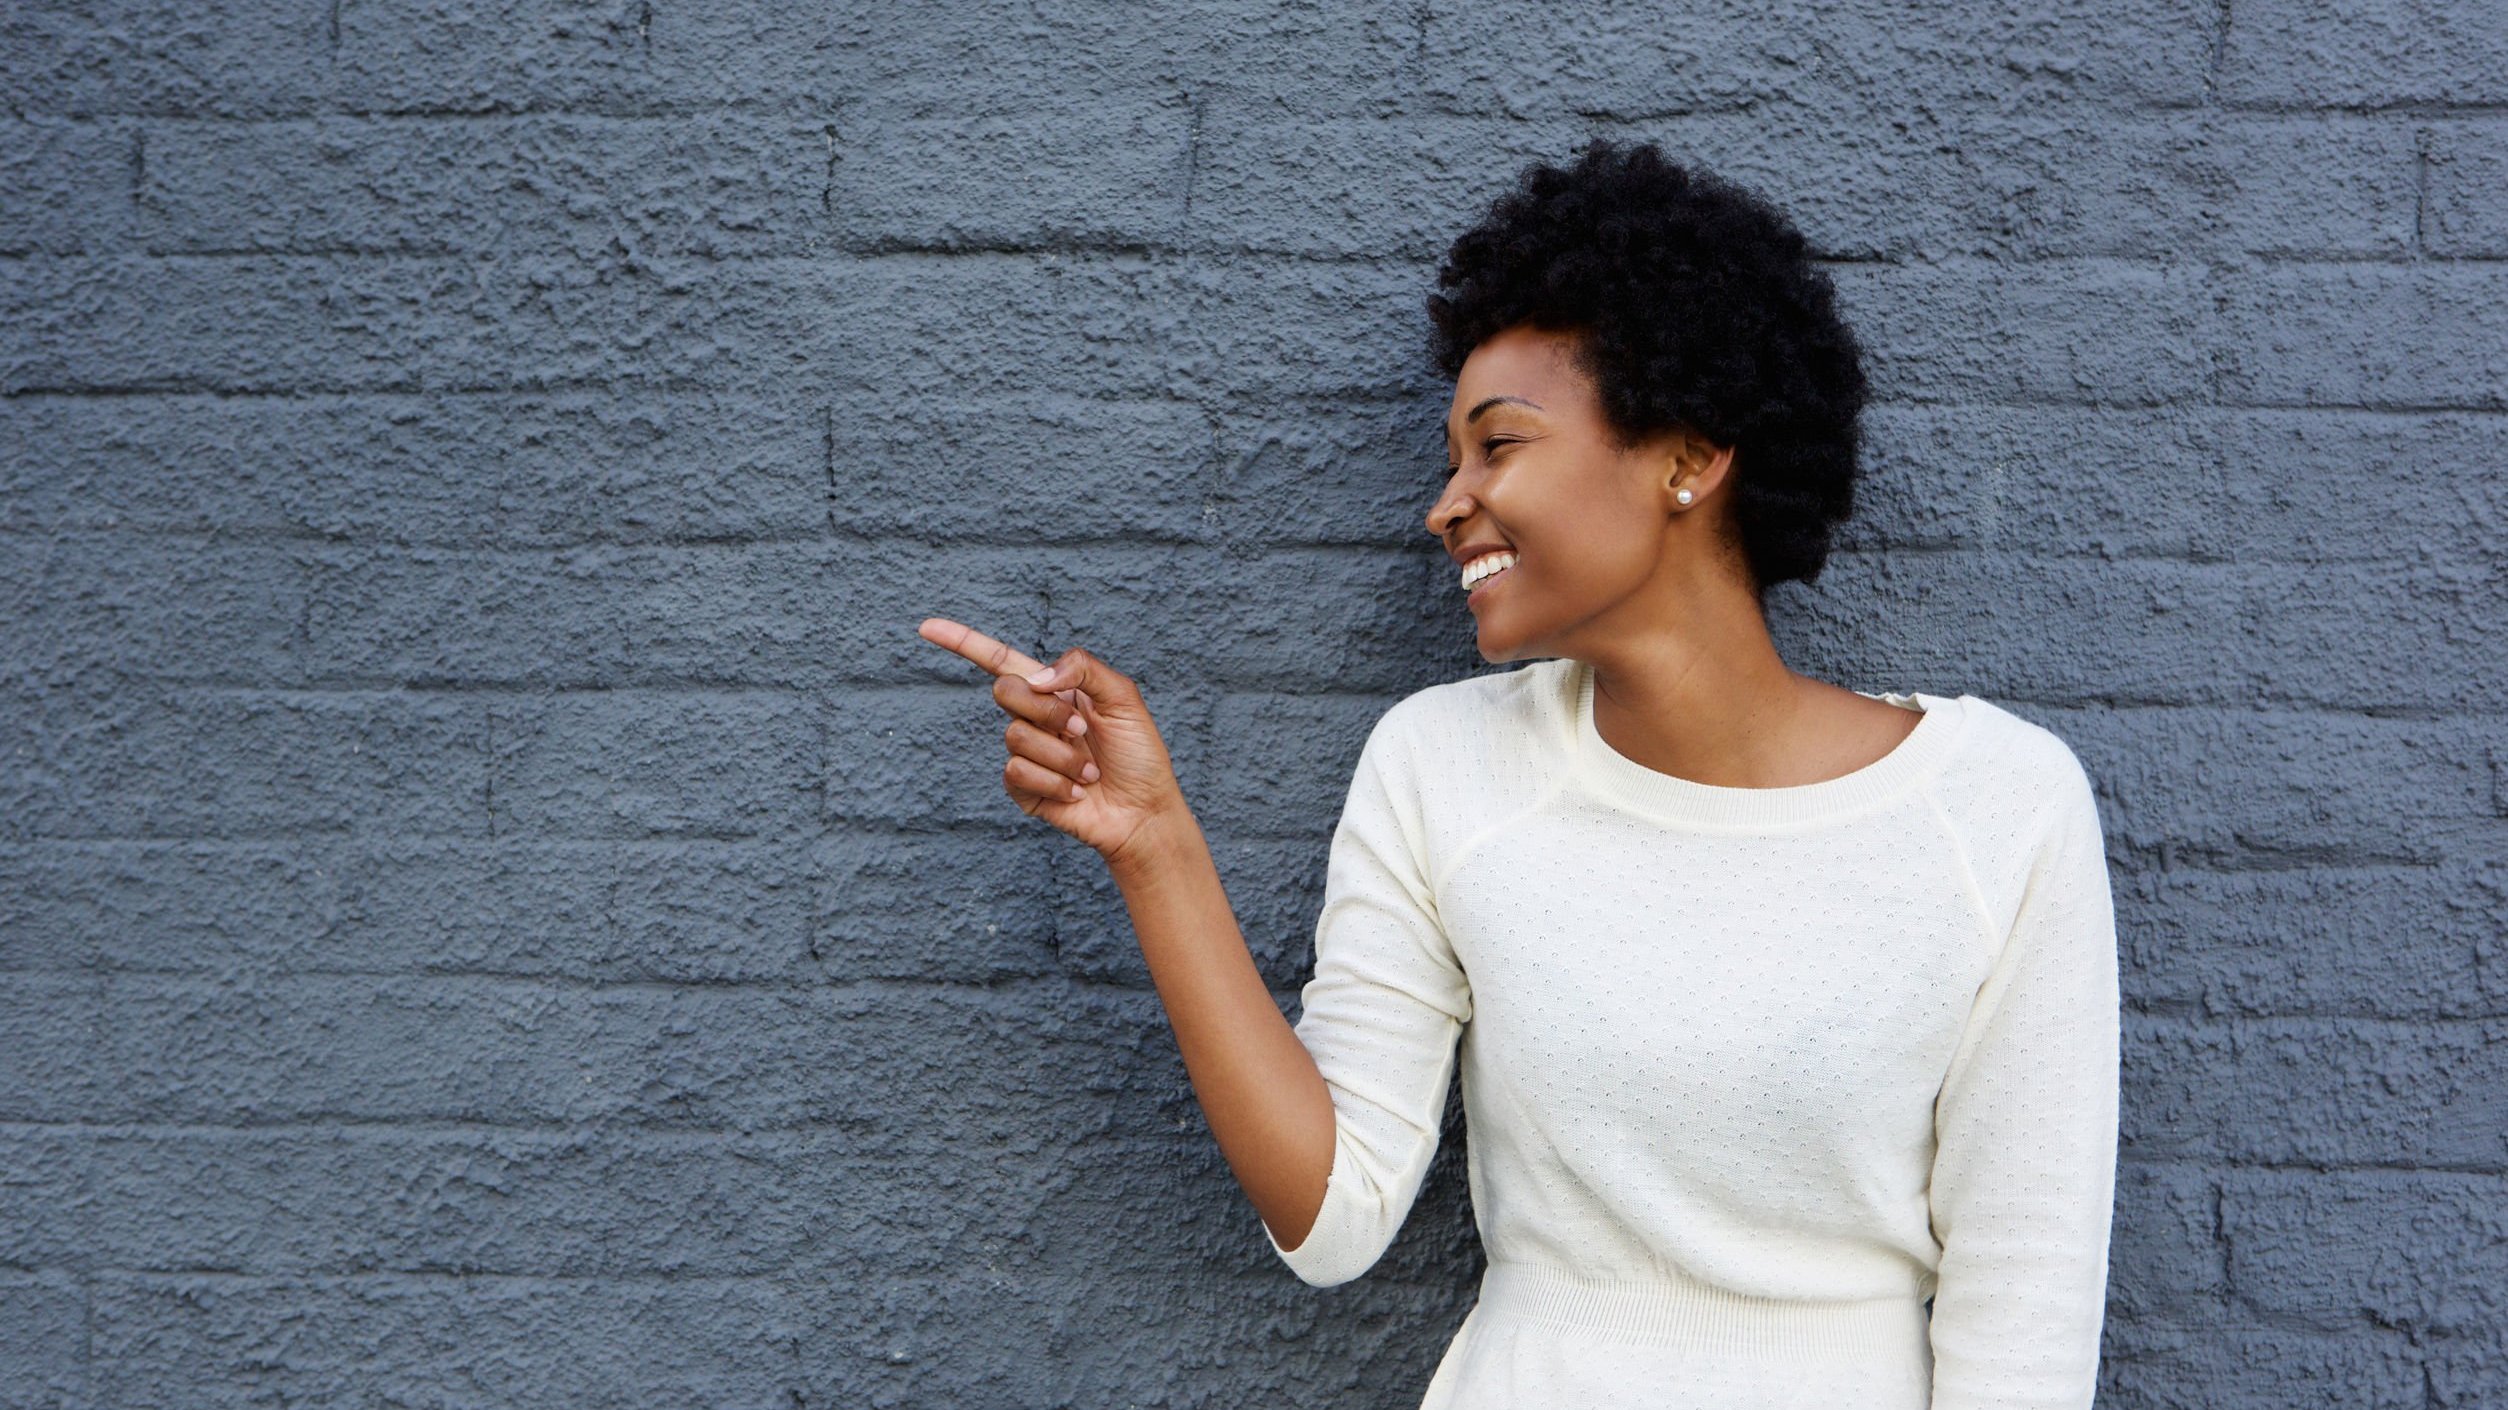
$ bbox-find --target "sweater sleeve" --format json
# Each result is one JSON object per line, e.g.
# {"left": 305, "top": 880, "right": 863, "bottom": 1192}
{"left": 1263, "top": 705, "right": 1473, "bottom": 1288}
{"left": 1926, "top": 751, "right": 2121, "bottom": 1410}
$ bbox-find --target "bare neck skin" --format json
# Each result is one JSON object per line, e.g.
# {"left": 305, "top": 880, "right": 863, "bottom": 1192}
{"left": 1583, "top": 571, "right": 1915, "bottom": 791}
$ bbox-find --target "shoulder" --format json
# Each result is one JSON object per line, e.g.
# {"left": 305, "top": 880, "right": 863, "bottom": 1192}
{"left": 1933, "top": 692, "right": 2099, "bottom": 816}
{"left": 1368, "top": 658, "right": 1570, "bottom": 761}
{"left": 1925, "top": 694, "right": 2109, "bottom": 913}
{"left": 1356, "top": 660, "right": 1574, "bottom": 831}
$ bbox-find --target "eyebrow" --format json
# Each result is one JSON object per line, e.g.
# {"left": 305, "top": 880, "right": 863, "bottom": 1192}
{"left": 1446, "top": 395, "right": 1545, "bottom": 444}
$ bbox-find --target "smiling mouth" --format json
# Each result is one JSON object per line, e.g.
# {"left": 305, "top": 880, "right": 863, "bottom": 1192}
{"left": 1467, "top": 563, "right": 1515, "bottom": 602}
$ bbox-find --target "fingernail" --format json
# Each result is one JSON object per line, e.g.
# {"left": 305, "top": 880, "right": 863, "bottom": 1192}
{"left": 1064, "top": 714, "right": 1087, "bottom": 736}
{"left": 1025, "top": 669, "right": 1055, "bottom": 688}
{"left": 1081, "top": 762, "right": 1100, "bottom": 782}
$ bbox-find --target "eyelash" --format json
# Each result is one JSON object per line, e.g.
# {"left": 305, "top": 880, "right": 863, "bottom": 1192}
{"left": 1444, "top": 438, "right": 1518, "bottom": 478}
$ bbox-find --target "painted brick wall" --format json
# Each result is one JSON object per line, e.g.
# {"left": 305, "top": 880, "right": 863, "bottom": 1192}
{"left": 3, "top": 2, "right": 2504, "bottom": 1406}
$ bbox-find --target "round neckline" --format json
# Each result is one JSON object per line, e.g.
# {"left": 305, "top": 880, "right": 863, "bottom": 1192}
{"left": 1569, "top": 659, "right": 1968, "bottom": 828}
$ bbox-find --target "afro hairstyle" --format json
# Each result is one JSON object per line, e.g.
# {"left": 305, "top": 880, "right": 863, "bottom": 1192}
{"left": 1424, "top": 138, "right": 1869, "bottom": 597}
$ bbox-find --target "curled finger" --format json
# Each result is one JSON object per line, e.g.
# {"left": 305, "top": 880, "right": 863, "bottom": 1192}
{"left": 1006, "top": 717, "right": 1097, "bottom": 784}
{"left": 1005, "top": 753, "right": 1086, "bottom": 804}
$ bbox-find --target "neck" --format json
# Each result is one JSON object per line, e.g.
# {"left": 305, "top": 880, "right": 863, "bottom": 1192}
{"left": 1581, "top": 584, "right": 1810, "bottom": 790}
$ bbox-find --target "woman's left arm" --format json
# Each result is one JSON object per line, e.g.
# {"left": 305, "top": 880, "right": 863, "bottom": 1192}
{"left": 1926, "top": 751, "right": 2123, "bottom": 1410}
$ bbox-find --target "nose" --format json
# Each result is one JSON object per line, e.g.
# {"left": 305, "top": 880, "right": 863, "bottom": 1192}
{"left": 1426, "top": 483, "right": 1471, "bottom": 540}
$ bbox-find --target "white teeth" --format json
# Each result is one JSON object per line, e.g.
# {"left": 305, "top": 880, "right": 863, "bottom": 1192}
{"left": 1459, "top": 552, "right": 1518, "bottom": 591}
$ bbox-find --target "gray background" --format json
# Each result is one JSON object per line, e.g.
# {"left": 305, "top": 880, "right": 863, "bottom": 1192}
{"left": 3, "top": 1, "right": 2505, "bottom": 1406}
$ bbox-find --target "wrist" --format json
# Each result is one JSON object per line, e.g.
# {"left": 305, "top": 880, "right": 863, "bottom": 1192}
{"left": 1100, "top": 799, "right": 1200, "bottom": 881}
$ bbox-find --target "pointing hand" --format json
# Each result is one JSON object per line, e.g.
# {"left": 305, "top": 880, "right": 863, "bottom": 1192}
{"left": 915, "top": 617, "right": 1188, "bottom": 864}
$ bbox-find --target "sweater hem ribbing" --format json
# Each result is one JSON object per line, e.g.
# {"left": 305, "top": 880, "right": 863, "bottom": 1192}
{"left": 1474, "top": 1258, "right": 1931, "bottom": 1360}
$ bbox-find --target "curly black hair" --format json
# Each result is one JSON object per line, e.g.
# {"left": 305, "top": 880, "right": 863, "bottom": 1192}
{"left": 1425, "top": 139, "right": 1869, "bottom": 597}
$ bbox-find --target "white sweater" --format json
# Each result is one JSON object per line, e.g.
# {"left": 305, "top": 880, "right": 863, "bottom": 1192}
{"left": 1263, "top": 656, "right": 2119, "bottom": 1410}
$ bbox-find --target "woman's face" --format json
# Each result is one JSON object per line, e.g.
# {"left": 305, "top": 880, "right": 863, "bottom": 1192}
{"left": 1427, "top": 323, "right": 1724, "bottom": 664}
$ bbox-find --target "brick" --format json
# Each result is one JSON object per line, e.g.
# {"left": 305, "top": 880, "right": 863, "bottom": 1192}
{"left": 1037, "top": 544, "right": 1465, "bottom": 693}
{"left": 91, "top": 1270, "right": 798, "bottom": 1407}
{"left": 0, "top": 534, "right": 310, "bottom": 685}
{"left": 0, "top": 392, "right": 827, "bottom": 546}
{"left": 2108, "top": 1164, "right": 2226, "bottom": 1320}
{"left": 2222, "top": 1169, "right": 2508, "bottom": 1335}
{"left": 1205, "top": 391, "right": 1454, "bottom": 549}
{"left": 0, "top": 1273, "right": 86, "bottom": 1410}
{"left": 0, "top": 1131, "right": 89, "bottom": 1269}
{"left": 1851, "top": 403, "right": 2229, "bottom": 560}
{"left": 4, "top": 253, "right": 1400, "bottom": 399}
{"left": 0, "top": 835, "right": 728, "bottom": 986}
{"left": 2199, "top": 410, "right": 2508, "bottom": 564}
{"left": 333, "top": 1, "right": 1413, "bottom": 118}
{"left": 1785, "top": 551, "right": 2249, "bottom": 709}
{"left": 2034, "top": 704, "right": 2496, "bottom": 867}
{"left": 2100, "top": 1314, "right": 2430, "bottom": 1408}
{"left": 809, "top": 826, "right": 1060, "bottom": 982}
{"left": 336, "top": 838, "right": 817, "bottom": 980}
{"left": 1200, "top": 690, "right": 1395, "bottom": 837}
{"left": 2214, "top": 265, "right": 2508, "bottom": 410}
{"left": 2125, "top": 1014, "right": 2508, "bottom": 1166}
{"left": 133, "top": 112, "right": 824, "bottom": 257}
{"left": 6, "top": 684, "right": 489, "bottom": 840}
{"left": 66, "top": 1124, "right": 1329, "bottom": 1288}
{"left": 91, "top": 972, "right": 1176, "bottom": 1128}
{"left": 0, "top": 1, "right": 333, "bottom": 117}
{"left": 1809, "top": 549, "right": 2501, "bottom": 714}
{"left": 488, "top": 689, "right": 820, "bottom": 839}
{"left": 0, "top": 841, "right": 345, "bottom": 973}
{"left": 828, "top": 392, "right": 1216, "bottom": 544}
{"left": 0, "top": 974, "right": 99, "bottom": 1121}
{"left": 1193, "top": 107, "right": 2418, "bottom": 263}
{"left": 135, "top": 106, "right": 1192, "bottom": 258}
{"left": 292, "top": 540, "right": 1032, "bottom": 689}
{"left": 2425, "top": 119, "right": 2508, "bottom": 258}
{"left": 2221, "top": 0, "right": 2508, "bottom": 108}
{"left": 1417, "top": 2, "right": 2215, "bottom": 116}
{"left": 0, "top": 118, "right": 136, "bottom": 254}
{"left": 1837, "top": 260, "right": 2211, "bottom": 407}
{"left": 2123, "top": 861, "right": 2499, "bottom": 1019}
{"left": 1048, "top": 829, "right": 1350, "bottom": 993}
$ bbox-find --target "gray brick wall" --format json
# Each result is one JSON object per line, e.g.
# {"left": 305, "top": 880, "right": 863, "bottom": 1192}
{"left": 2, "top": 2, "right": 2502, "bottom": 1405}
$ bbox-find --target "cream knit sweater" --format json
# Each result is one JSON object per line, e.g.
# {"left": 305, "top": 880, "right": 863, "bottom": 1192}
{"left": 1263, "top": 656, "right": 2119, "bottom": 1410}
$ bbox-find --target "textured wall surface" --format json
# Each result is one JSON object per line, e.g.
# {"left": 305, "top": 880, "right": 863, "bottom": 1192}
{"left": 3, "top": 2, "right": 2505, "bottom": 1406}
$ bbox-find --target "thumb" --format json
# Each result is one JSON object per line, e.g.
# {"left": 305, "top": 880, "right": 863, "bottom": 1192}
{"left": 1024, "top": 647, "right": 1132, "bottom": 705}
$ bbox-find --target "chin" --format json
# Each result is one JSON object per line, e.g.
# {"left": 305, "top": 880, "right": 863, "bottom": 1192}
{"left": 1473, "top": 630, "right": 1534, "bottom": 665}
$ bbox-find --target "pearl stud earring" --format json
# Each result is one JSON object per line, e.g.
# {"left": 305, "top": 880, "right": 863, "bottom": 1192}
{"left": 1675, "top": 487, "right": 1694, "bottom": 505}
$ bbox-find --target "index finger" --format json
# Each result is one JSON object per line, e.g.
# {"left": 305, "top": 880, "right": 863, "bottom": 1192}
{"left": 916, "top": 616, "right": 1047, "bottom": 680}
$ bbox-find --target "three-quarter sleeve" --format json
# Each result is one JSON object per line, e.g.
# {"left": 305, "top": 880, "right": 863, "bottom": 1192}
{"left": 1264, "top": 705, "right": 1474, "bottom": 1288}
{"left": 1926, "top": 751, "right": 2122, "bottom": 1409}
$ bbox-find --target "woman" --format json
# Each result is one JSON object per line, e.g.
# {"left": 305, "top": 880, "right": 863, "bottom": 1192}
{"left": 917, "top": 139, "right": 2119, "bottom": 1410}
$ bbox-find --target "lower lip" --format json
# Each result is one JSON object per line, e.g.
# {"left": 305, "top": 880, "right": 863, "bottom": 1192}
{"left": 1467, "top": 564, "right": 1515, "bottom": 605}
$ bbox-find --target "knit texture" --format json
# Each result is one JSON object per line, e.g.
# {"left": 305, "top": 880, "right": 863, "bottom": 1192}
{"left": 1263, "top": 656, "right": 2120, "bottom": 1410}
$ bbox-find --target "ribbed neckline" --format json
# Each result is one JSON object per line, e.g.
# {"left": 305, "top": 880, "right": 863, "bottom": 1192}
{"left": 1568, "top": 658, "right": 1969, "bottom": 828}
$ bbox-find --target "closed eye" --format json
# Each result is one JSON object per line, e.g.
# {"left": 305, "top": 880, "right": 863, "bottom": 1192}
{"left": 1444, "top": 438, "right": 1521, "bottom": 477}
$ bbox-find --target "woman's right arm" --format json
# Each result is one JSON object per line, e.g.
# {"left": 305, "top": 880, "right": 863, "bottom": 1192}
{"left": 914, "top": 620, "right": 1334, "bottom": 1250}
{"left": 1102, "top": 805, "right": 1339, "bottom": 1254}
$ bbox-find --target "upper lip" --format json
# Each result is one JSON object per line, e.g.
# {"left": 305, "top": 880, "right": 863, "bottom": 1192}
{"left": 1449, "top": 541, "right": 1517, "bottom": 568}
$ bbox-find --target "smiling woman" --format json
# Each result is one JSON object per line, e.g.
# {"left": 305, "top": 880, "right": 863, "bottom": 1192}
{"left": 1258, "top": 139, "right": 2120, "bottom": 1410}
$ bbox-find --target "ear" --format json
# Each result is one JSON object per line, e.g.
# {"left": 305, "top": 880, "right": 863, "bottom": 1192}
{"left": 1662, "top": 427, "right": 1737, "bottom": 512}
